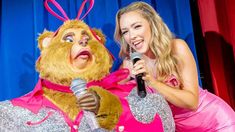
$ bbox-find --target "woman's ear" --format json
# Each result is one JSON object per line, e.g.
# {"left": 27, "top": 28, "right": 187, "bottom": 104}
{"left": 37, "top": 30, "right": 54, "bottom": 51}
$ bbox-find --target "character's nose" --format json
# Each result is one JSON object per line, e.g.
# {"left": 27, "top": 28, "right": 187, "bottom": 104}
{"left": 79, "top": 35, "right": 89, "bottom": 47}
{"left": 79, "top": 39, "right": 87, "bottom": 47}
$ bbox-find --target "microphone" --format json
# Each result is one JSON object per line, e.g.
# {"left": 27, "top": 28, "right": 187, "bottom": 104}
{"left": 70, "top": 78, "right": 100, "bottom": 131}
{"left": 130, "top": 52, "right": 147, "bottom": 98}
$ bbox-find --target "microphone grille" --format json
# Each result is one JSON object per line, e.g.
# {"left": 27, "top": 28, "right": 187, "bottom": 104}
{"left": 130, "top": 52, "right": 142, "bottom": 60}
{"left": 70, "top": 78, "right": 87, "bottom": 95}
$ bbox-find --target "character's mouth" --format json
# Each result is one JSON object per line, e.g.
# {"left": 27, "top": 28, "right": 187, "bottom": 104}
{"left": 70, "top": 48, "right": 94, "bottom": 71}
{"left": 74, "top": 49, "right": 91, "bottom": 60}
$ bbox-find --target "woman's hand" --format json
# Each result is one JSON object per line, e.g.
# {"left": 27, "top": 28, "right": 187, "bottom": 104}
{"left": 142, "top": 73, "right": 158, "bottom": 88}
{"left": 132, "top": 59, "right": 146, "bottom": 75}
{"left": 76, "top": 91, "right": 100, "bottom": 114}
{"left": 132, "top": 59, "right": 157, "bottom": 87}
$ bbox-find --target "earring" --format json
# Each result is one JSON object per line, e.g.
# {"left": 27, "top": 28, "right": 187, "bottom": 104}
{"left": 121, "top": 37, "right": 125, "bottom": 45}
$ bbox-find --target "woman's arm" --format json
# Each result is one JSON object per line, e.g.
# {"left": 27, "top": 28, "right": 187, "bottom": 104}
{"left": 143, "top": 39, "right": 199, "bottom": 110}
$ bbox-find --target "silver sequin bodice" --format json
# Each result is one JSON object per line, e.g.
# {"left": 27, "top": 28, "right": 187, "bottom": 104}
{"left": 0, "top": 101, "right": 98, "bottom": 132}
{"left": 127, "top": 87, "right": 175, "bottom": 132}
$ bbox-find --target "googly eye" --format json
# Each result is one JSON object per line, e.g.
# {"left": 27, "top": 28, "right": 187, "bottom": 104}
{"left": 65, "top": 36, "right": 74, "bottom": 43}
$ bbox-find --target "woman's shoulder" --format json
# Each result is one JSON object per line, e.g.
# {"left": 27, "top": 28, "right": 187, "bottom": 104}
{"left": 171, "top": 39, "right": 192, "bottom": 57}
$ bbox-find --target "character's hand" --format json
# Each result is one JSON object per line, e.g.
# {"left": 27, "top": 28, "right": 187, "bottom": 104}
{"left": 77, "top": 91, "right": 100, "bottom": 114}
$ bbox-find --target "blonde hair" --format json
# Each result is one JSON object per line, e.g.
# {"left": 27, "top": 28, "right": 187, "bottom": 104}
{"left": 114, "top": 2, "right": 180, "bottom": 82}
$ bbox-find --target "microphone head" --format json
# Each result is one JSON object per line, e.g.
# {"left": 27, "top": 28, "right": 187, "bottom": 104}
{"left": 70, "top": 78, "right": 87, "bottom": 95}
{"left": 130, "top": 52, "right": 142, "bottom": 60}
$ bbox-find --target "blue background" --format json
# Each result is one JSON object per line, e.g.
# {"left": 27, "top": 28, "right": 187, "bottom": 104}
{"left": 0, "top": 0, "right": 200, "bottom": 100}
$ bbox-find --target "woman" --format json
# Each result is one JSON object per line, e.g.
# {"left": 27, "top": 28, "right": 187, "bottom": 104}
{"left": 114, "top": 1, "right": 235, "bottom": 131}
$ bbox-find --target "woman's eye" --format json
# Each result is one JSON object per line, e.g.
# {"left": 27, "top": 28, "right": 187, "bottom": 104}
{"left": 121, "top": 31, "right": 128, "bottom": 35}
{"left": 134, "top": 25, "right": 141, "bottom": 29}
{"left": 65, "top": 36, "right": 73, "bottom": 42}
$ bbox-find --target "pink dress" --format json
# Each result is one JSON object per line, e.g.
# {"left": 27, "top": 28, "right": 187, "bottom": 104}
{"left": 165, "top": 76, "right": 235, "bottom": 132}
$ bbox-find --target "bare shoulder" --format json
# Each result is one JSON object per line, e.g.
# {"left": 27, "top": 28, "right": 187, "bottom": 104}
{"left": 171, "top": 39, "right": 192, "bottom": 57}
{"left": 171, "top": 38, "right": 196, "bottom": 70}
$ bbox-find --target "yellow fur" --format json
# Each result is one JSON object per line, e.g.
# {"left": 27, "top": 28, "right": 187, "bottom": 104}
{"left": 37, "top": 40, "right": 112, "bottom": 85}
{"left": 92, "top": 28, "right": 106, "bottom": 44}
{"left": 35, "top": 20, "right": 122, "bottom": 130}
{"left": 91, "top": 86, "right": 122, "bottom": 130}
{"left": 36, "top": 21, "right": 113, "bottom": 85}
{"left": 37, "top": 31, "right": 54, "bottom": 50}
{"left": 43, "top": 87, "right": 80, "bottom": 121}
{"left": 43, "top": 86, "right": 122, "bottom": 130}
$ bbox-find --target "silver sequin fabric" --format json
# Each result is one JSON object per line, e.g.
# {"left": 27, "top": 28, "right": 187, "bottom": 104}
{"left": 0, "top": 88, "right": 175, "bottom": 132}
{"left": 0, "top": 100, "right": 102, "bottom": 132}
{"left": 127, "top": 87, "right": 175, "bottom": 132}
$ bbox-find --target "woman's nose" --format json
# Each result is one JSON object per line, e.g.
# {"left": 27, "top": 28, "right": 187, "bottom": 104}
{"left": 129, "top": 30, "right": 137, "bottom": 40}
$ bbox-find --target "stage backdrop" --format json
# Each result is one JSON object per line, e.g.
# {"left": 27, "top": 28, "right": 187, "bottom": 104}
{"left": 197, "top": 0, "right": 235, "bottom": 109}
{"left": 0, "top": 0, "right": 200, "bottom": 101}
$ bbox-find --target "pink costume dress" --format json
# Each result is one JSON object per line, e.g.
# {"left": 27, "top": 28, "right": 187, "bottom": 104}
{"left": 165, "top": 75, "right": 235, "bottom": 132}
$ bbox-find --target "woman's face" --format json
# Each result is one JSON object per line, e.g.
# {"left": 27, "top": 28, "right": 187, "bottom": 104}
{"left": 120, "top": 11, "right": 152, "bottom": 55}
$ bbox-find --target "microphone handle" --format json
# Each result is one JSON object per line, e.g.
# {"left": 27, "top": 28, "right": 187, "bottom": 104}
{"left": 70, "top": 79, "right": 100, "bottom": 130}
{"left": 133, "top": 58, "right": 147, "bottom": 98}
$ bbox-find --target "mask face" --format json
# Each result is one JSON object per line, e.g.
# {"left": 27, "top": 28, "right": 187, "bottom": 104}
{"left": 62, "top": 28, "right": 94, "bottom": 69}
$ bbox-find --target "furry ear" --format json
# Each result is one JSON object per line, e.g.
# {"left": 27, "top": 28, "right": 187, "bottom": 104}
{"left": 37, "top": 30, "right": 54, "bottom": 50}
{"left": 92, "top": 28, "right": 106, "bottom": 44}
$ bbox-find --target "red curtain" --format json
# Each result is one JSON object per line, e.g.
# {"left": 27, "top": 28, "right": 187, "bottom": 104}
{"left": 197, "top": 0, "right": 235, "bottom": 109}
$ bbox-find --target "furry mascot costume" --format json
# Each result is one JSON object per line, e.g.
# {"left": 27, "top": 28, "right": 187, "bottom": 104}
{"left": 0, "top": 0, "right": 175, "bottom": 132}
